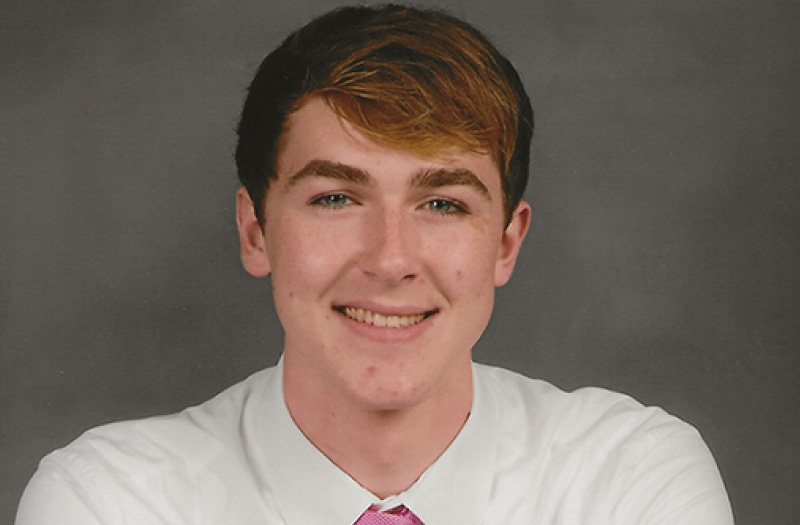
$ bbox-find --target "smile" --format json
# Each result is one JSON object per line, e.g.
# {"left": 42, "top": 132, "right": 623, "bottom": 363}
{"left": 335, "top": 306, "right": 436, "bottom": 328}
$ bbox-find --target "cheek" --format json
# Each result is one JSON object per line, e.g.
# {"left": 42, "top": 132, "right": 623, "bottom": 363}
{"left": 424, "top": 243, "right": 499, "bottom": 317}
{"left": 431, "top": 231, "right": 499, "bottom": 284}
{"left": 269, "top": 219, "right": 350, "bottom": 296}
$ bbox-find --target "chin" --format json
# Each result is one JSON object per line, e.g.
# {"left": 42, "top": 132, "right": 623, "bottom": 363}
{"left": 345, "top": 374, "right": 434, "bottom": 413}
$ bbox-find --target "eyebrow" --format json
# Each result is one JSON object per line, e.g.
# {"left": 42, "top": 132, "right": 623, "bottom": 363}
{"left": 287, "top": 160, "right": 372, "bottom": 188}
{"left": 286, "top": 159, "right": 491, "bottom": 201}
{"left": 410, "top": 167, "right": 491, "bottom": 201}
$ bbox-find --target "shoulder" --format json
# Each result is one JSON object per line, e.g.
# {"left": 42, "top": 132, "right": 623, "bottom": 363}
{"left": 52, "top": 366, "right": 274, "bottom": 471}
{"left": 474, "top": 362, "right": 695, "bottom": 449}
{"left": 473, "top": 363, "right": 733, "bottom": 523}
{"left": 16, "top": 366, "right": 278, "bottom": 525}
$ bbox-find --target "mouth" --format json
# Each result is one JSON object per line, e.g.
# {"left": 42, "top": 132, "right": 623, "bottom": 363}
{"left": 334, "top": 306, "right": 437, "bottom": 329}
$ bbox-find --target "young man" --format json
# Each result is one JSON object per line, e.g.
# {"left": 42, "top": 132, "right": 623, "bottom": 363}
{"left": 17, "top": 5, "right": 733, "bottom": 524}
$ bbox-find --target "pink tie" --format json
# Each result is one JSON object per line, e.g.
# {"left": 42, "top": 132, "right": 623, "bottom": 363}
{"left": 353, "top": 504, "right": 424, "bottom": 525}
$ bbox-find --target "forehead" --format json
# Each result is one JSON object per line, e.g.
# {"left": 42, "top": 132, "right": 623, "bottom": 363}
{"left": 275, "top": 98, "right": 502, "bottom": 192}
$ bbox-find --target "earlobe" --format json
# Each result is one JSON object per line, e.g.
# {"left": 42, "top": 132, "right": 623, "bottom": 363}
{"left": 236, "top": 187, "right": 272, "bottom": 277}
{"left": 494, "top": 201, "right": 531, "bottom": 286}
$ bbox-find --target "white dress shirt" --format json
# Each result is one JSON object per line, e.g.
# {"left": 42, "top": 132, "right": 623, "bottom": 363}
{"left": 16, "top": 359, "right": 733, "bottom": 524}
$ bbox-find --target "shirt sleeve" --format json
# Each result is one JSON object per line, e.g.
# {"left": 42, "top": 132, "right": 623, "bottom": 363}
{"left": 609, "top": 423, "right": 734, "bottom": 524}
{"left": 15, "top": 458, "right": 109, "bottom": 525}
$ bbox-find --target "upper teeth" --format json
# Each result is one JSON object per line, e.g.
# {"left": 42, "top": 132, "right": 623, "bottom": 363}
{"left": 343, "top": 307, "right": 426, "bottom": 328}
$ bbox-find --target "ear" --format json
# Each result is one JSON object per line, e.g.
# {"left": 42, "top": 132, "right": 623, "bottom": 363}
{"left": 236, "top": 187, "right": 272, "bottom": 277}
{"left": 494, "top": 201, "right": 531, "bottom": 286}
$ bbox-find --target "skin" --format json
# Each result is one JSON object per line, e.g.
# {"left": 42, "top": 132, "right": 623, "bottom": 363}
{"left": 236, "top": 97, "right": 530, "bottom": 497}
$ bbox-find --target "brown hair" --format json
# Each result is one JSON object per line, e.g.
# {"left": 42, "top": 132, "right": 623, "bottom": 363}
{"left": 236, "top": 4, "right": 533, "bottom": 225}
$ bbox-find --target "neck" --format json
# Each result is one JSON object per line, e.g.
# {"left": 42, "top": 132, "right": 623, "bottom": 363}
{"left": 282, "top": 355, "right": 473, "bottom": 499}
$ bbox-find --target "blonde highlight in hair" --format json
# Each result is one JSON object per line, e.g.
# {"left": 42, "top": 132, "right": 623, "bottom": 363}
{"left": 323, "top": 29, "right": 517, "bottom": 152}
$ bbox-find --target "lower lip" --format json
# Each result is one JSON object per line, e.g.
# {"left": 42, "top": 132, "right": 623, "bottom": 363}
{"left": 335, "top": 309, "right": 436, "bottom": 344}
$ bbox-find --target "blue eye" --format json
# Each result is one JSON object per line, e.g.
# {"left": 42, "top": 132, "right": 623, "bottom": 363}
{"left": 425, "top": 198, "right": 465, "bottom": 215}
{"left": 312, "top": 193, "right": 351, "bottom": 209}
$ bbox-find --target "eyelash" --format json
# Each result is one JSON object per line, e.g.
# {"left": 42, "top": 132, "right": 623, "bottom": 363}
{"left": 309, "top": 193, "right": 354, "bottom": 209}
{"left": 423, "top": 198, "right": 467, "bottom": 216}
{"left": 309, "top": 193, "right": 468, "bottom": 216}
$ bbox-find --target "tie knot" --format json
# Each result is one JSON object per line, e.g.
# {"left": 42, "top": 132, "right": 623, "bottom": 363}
{"left": 353, "top": 504, "right": 423, "bottom": 524}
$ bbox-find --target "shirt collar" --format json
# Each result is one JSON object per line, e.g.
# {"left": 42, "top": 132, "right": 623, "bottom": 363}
{"left": 252, "top": 358, "right": 498, "bottom": 524}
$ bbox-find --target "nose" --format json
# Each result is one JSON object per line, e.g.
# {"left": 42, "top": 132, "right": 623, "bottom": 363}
{"left": 358, "top": 205, "right": 420, "bottom": 284}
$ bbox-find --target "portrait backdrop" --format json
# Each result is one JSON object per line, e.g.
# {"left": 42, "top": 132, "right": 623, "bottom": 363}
{"left": 2, "top": 0, "right": 798, "bottom": 523}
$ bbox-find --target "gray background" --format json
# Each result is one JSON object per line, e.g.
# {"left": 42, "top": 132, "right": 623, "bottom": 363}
{"left": 2, "top": 0, "right": 798, "bottom": 522}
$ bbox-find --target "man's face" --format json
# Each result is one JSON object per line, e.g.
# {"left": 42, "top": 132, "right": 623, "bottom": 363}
{"left": 237, "top": 97, "right": 529, "bottom": 412}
